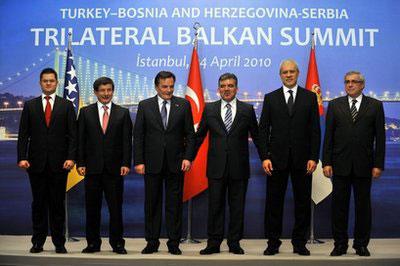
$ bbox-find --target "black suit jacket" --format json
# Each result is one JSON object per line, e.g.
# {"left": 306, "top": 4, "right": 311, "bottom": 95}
{"left": 322, "top": 95, "right": 385, "bottom": 177}
{"left": 196, "top": 99, "right": 261, "bottom": 180}
{"left": 133, "top": 95, "right": 195, "bottom": 174}
{"left": 77, "top": 103, "right": 132, "bottom": 175}
{"left": 259, "top": 87, "right": 321, "bottom": 170}
{"left": 17, "top": 95, "right": 77, "bottom": 173}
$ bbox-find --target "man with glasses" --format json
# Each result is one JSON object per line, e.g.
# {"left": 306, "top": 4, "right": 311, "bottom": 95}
{"left": 322, "top": 71, "right": 385, "bottom": 256}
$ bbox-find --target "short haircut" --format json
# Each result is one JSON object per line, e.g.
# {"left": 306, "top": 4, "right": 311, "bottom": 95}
{"left": 344, "top": 70, "right": 365, "bottom": 84}
{"left": 218, "top": 73, "right": 238, "bottom": 87}
{"left": 154, "top": 71, "right": 176, "bottom": 87}
{"left": 40, "top": 68, "right": 58, "bottom": 81}
{"left": 279, "top": 59, "right": 299, "bottom": 74}
{"left": 93, "top": 76, "right": 115, "bottom": 91}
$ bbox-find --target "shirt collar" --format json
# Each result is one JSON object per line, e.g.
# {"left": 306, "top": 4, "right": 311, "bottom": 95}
{"left": 283, "top": 84, "right": 298, "bottom": 94}
{"left": 42, "top": 92, "right": 56, "bottom": 100}
{"left": 157, "top": 95, "right": 171, "bottom": 105}
{"left": 221, "top": 97, "right": 237, "bottom": 108}
{"left": 348, "top": 94, "right": 363, "bottom": 104}
{"left": 97, "top": 101, "right": 112, "bottom": 110}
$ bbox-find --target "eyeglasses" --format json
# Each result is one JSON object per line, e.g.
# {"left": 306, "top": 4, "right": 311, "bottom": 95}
{"left": 344, "top": 80, "right": 363, "bottom": 84}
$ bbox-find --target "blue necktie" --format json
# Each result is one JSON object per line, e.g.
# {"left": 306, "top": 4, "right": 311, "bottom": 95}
{"left": 161, "top": 100, "right": 168, "bottom": 129}
{"left": 224, "top": 103, "right": 232, "bottom": 132}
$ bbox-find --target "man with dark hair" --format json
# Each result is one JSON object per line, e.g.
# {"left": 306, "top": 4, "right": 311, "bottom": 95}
{"left": 134, "top": 70, "right": 195, "bottom": 255}
{"left": 196, "top": 73, "right": 262, "bottom": 255}
{"left": 323, "top": 71, "right": 385, "bottom": 257}
{"left": 17, "top": 67, "right": 77, "bottom": 254}
{"left": 77, "top": 76, "right": 132, "bottom": 254}
{"left": 259, "top": 59, "right": 321, "bottom": 256}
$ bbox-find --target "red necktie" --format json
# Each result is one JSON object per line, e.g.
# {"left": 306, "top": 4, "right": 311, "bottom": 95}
{"left": 44, "top": 96, "right": 52, "bottom": 127}
{"left": 102, "top": 105, "right": 109, "bottom": 134}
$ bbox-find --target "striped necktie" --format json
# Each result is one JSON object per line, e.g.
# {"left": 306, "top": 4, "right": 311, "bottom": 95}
{"left": 224, "top": 103, "right": 232, "bottom": 132}
{"left": 350, "top": 99, "right": 358, "bottom": 122}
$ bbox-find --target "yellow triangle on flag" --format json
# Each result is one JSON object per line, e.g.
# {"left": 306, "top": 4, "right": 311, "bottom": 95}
{"left": 66, "top": 165, "right": 84, "bottom": 192}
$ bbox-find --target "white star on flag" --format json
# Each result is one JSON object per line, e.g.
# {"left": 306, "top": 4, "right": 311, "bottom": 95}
{"left": 65, "top": 80, "right": 77, "bottom": 95}
{"left": 67, "top": 65, "right": 76, "bottom": 80}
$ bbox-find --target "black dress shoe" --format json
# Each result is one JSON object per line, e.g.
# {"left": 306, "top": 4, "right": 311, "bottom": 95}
{"left": 55, "top": 246, "right": 67, "bottom": 254}
{"left": 168, "top": 246, "right": 182, "bottom": 255}
{"left": 82, "top": 244, "right": 101, "bottom": 253}
{"left": 355, "top": 247, "right": 370, "bottom": 256}
{"left": 330, "top": 245, "right": 348, "bottom": 256}
{"left": 29, "top": 244, "right": 43, "bottom": 253}
{"left": 293, "top": 246, "right": 310, "bottom": 256}
{"left": 229, "top": 245, "right": 245, "bottom": 255}
{"left": 200, "top": 246, "right": 220, "bottom": 255}
{"left": 141, "top": 244, "right": 159, "bottom": 254}
{"left": 113, "top": 246, "right": 127, "bottom": 254}
{"left": 263, "top": 246, "right": 279, "bottom": 256}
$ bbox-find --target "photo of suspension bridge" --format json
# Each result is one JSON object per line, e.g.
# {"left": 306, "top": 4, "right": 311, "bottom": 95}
{"left": 0, "top": 48, "right": 399, "bottom": 141}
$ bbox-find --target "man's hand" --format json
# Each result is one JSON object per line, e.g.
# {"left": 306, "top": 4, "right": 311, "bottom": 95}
{"left": 135, "top": 164, "right": 145, "bottom": 175}
{"left": 77, "top": 167, "right": 86, "bottom": 176}
{"left": 63, "top": 160, "right": 75, "bottom": 170}
{"left": 18, "top": 160, "right": 30, "bottom": 169}
{"left": 120, "top": 166, "right": 130, "bottom": 176}
{"left": 306, "top": 160, "right": 317, "bottom": 174}
{"left": 262, "top": 159, "right": 273, "bottom": 176}
{"left": 181, "top": 160, "right": 191, "bottom": 172}
{"left": 323, "top": 166, "right": 333, "bottom": 178}
{"left": 372, "top": 167, "right": 382, "bottom": 180}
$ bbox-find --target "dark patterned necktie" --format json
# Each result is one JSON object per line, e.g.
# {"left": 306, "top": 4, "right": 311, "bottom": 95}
{"left": 350, "top": 99, "right": 358, "bottom": 122}
{"left": 224, "top": 103, "right": 232, "bottom": 132}
{"left": 287, "top": 90, "right": 294, "bottom": 115}
{"left": 161, "top": 100, "right": 168, "bottom": 129}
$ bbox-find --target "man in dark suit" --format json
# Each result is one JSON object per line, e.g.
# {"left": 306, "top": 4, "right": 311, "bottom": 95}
{"left": 196, "top": 73, "right": 262, "bottom": 255}
{"left": 77, "top": 77, "right": 132, "bottom": 254}
{"left": 259, "top": 59, "right": 321, "bottom": 256}
{"left": 322, "top": 71, "right": 385, "bottom": 257}
{"left": 133, "top": 71, "right": 195, "bottom": 255}
{"left": 17, "top": 68, "right": 77, "bottom": 254}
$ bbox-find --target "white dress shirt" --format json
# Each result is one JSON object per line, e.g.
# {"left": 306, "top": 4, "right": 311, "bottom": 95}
{"left": 41, "top": 93, "right": 56, "bottom": 111}
{"left": 348, "top": 94, "right": 363, "bottom": 111}
{"left": 283, "top": 85, "right": 298, "bottom": 104}
{"left": 221, "top": 98, "right": 237, "bottom": 122}
{"left": 97, "top": 101, "right": 112, "bottom": 128}
{"left": 157, "top": 95, "right": 171, "bottom": 124}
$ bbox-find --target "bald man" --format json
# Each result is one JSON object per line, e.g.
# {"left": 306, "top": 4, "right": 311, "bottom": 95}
{"left": 259, "top": 59, "right": 321, "bottom": 256}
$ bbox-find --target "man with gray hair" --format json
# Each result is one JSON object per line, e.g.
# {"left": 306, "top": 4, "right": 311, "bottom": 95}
{"left": 322, "top": 71, "right": 385, "bottom": 256}
{"left": 259, "top": 59, "right": 321, "bottom": 256}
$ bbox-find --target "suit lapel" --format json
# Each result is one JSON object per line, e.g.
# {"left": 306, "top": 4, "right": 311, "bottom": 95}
{"left": 278, "top": 88, "right": 290, "bottom": 117}
{"left": 338, "top": 97, "right": 354, "bottom": 124}
{"left": 105, "top": 103, "right": 117, "bottom": 134}
{"left": 90, "top": 103, "right": 103, "bottom": 134}
{"left": 214, "top": 100, "right": 227, "bottom": 133}
{"left": 291, "top": 87, "right": 304, "bottom": 117}
{"left": 35, "top": 96, "right": 46, "bottom": 127}
{"left": 151, "top": 95, "right": 164, "bottom": 130}
{"left": 228, "top": 100, "right": 243, "bottom": 134}
{"left": 355, "top": 95, "right": 370, "bottom": 123}
{"left": 167, "top": 97, "right": 179, "bottom": 131}
{"left": 48, "top": 96, "right": 61, "bottom": 128}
